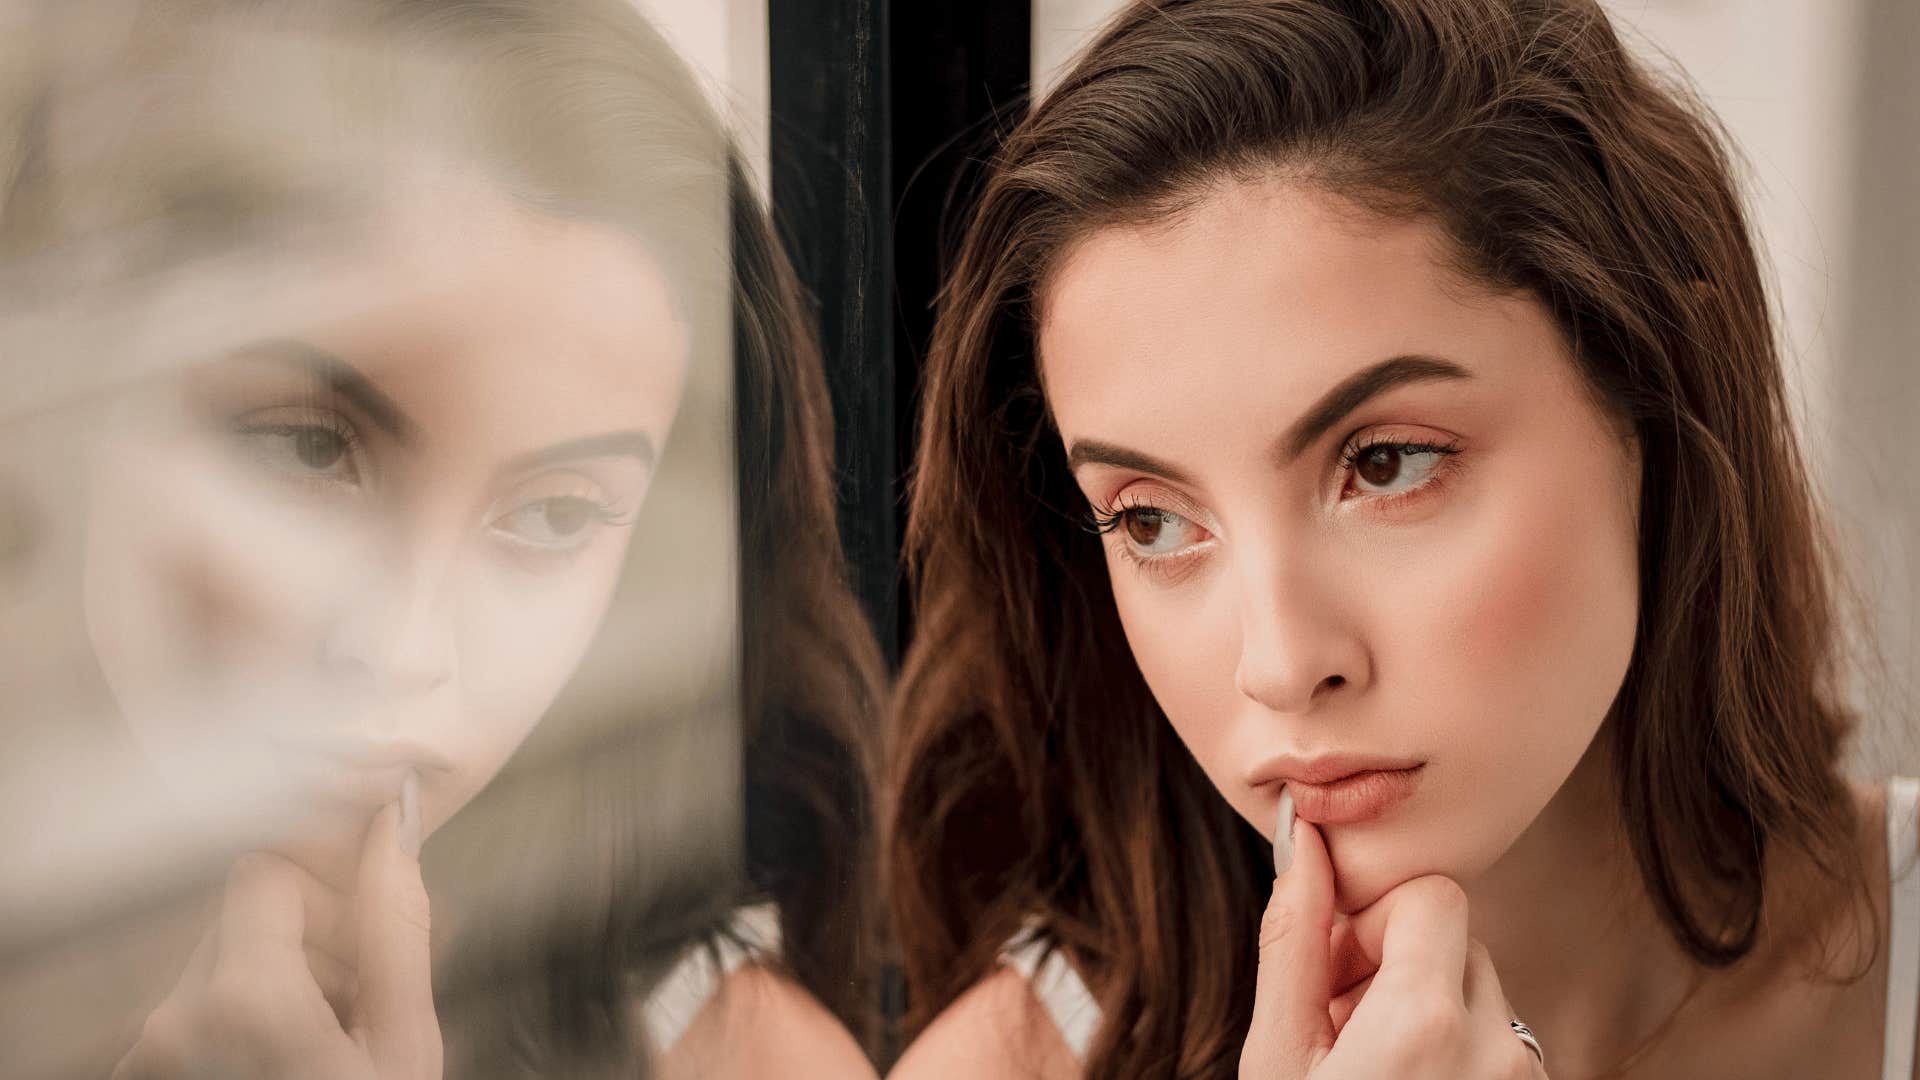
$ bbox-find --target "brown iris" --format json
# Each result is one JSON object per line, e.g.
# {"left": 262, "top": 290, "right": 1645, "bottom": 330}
{"left": 293, "top": 428, "right": 348, "bottom": 469}
{"left": 1124, "top": 508, "right": 1171, "bottom": 547}
{"left": 1355, "top": 445, "right": 1404, "bottom": 487}
{"left": 539, "top": 498, "right": 595, "bottom": 537}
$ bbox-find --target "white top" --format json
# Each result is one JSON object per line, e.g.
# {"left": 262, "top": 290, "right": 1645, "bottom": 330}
{"left": 1003, "top": 777, "right": 1920, "bottom": 1074}
{"left": 1000, "top": 927, "right": 1102, "bottom": 1059}
{"left": 638, "top": 903, "right": 781, "bottom": 1054}
{"left": 1884, "top": 775, "right": 1920, "bottom": 1080}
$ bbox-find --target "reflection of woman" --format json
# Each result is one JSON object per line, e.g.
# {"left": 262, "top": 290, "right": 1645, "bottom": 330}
{"left": 889, "top": 1, "right": 1910, "bottom": 1077}
{"left": 0, "top": 0, "right": 879, "bottom": 1076}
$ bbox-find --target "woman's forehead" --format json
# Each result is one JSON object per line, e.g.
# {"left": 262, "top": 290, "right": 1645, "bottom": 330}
{"left": 128, "top": 183, "right": 693, "bottom": 476}
{"left": 1037, "top": 178, "right": 1544, "bottom": 431}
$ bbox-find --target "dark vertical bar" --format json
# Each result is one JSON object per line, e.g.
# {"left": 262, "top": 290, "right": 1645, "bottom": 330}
{"left": 888, "top": 0, "right": 1031, "bottom": 654}
{"left": 768, "top": 0, "right": 897, "bottom": 667}
{"left": 876, "top": 0, "right": 1029, "bottom": 1061}
{"left": 766, "top": 0, "right": 1031, "bottom": 1063}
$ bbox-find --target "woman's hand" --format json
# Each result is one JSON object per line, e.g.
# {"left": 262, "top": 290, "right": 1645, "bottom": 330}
{"left": 112, "top": 794, "right": 441, "bottom": 1080}
{"left": 1239, "top": 805, "right": 1546, "bottom": 1079}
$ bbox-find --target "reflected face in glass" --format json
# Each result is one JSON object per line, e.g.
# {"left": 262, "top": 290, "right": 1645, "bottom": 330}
{"left": 1040, "top": 177, "right": 1641, "bottom": 913}
{"left": 81, "top": 183, "right": 689, "bottom": 887}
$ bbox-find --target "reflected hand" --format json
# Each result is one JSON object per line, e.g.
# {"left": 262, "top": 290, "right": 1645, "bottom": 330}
{"left": 111, "top": 799, "right": 441, "bottom": 1080}
{"left": 1238, "top": 812, "right": 1546, "bottom": 1079}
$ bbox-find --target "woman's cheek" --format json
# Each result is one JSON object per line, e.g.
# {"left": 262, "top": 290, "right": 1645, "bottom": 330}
{"left": 87, "top": 440, "right": 369, "bottom": 742}
{"left": 1110, "top": 569, "right": 1248, "bottom": 799}
{"left": 440, "top": 536, "right": 633, "bottom": 804}
{"left": 1399, "top": 461, "right": 1636, "bottom": 875}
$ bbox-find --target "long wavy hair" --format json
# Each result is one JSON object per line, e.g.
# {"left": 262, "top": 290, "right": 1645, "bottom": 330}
{"left": 888, "top": 1, "right": 1871, "bottom": 1075}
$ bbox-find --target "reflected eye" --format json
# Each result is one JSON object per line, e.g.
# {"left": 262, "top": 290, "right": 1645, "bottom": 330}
{"left": 491, "top": 496, "right": 606, "bottom": 548}
{"left": 488, "top": 471, "right": 636, "bottom": 560}
{"left": 230, "top": 413, "right": 365, "bottom": 487}
{"left": 291, "top": 428, "right": 349, "bottom": 469}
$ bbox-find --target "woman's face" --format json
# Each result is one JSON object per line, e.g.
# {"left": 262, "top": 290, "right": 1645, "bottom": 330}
{"left": 1039, "top": 177, "right": 1641, "bottom": 913}
{"left": 82, "top": 182, "right": 689, "bottom": 889}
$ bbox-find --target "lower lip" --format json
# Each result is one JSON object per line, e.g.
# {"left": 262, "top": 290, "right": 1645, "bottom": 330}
{"left": 1283, "top": 766, "right": 1423, "bottom": 825}
{"left": 292, "top": 760, "right": 416, "bottom": 810}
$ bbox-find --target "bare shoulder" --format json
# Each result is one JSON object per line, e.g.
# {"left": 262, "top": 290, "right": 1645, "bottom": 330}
{"left": 887, "top": 966, "right": 1080, "bottom": 1080}
{"left": 656, "top": 964, "right": 877, "bottom": 1080}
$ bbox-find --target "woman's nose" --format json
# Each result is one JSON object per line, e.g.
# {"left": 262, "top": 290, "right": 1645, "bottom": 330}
{"left": 319, "top": 541, "right": 460, "bottom": 697}
{"left": 1230, "top": 543, "right": 1367, "bottom": 715}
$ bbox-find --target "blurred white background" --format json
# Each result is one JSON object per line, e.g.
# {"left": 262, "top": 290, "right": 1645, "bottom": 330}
{"left": 635, "top": 0, "right": 772, "bottom": 193}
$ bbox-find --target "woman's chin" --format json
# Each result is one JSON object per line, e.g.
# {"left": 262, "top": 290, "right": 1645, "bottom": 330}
{"left": 266, "top": 808, "right": 383, "bottom": 893}
{"left": 1331, "top": 863, "right": 1398, "bottom": 916}
{"left": 1323, "top": 829, "right": 1463, "bottom": 916}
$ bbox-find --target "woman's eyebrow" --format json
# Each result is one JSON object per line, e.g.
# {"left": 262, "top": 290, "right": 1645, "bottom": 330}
{"left": 495, "top": 430, "right": 656, "bottom": 476}
{"left": 236, "top": 339, "right": 417, "bottom": 442}
{"left": 1064, "top": 353, "right": 1471, "bottom": 482}
{"left": 1065, "top": 440, "right": 1195, "bottom": 485}
{"left": 1272, "top": 353, "right": 1472, "bottom": 465}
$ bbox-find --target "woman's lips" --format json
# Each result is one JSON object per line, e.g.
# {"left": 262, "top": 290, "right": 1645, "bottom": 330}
{"left": 261, "top": 731, "right": 452, "bottom": 811}
{"left": 1280, "top": 764, "right": 1424, "bottom": 826}
{"left": 305, "top": 761, "right": 419, "bottom": 810}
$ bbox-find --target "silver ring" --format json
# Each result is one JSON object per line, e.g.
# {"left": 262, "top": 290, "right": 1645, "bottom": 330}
{"left": 1509, "top": 1019, "right": 1544, "bottom": 1066}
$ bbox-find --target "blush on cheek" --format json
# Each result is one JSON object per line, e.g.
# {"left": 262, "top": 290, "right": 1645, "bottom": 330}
{"left": 153, "top": 523, "right": 290, "bottom": 680}
{"left": 454, "top": 555, "right": 625, "bottom": 763}
{"left": 157, "top": 494, "right": 368, "bottom": 685}
{"left": 87, "top": 438, "right": 377, "bottom": 742}
{"left": 1404, "top": 449, "right": 1637, "bottom": 869}
{"left": 1447, "top": 498, "right": 1573, "bottom": 691}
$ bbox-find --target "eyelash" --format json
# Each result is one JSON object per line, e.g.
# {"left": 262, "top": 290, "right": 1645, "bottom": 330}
{"left": 229, "top": 411, "right": 369, "bottom": 489}
{"left": 1082, "top": 434, "right": 1464, "bottom": 573}
{"left": 1082, "top": 492, "right": 1174, "bottom": 538}
{"left": 229, "top": 406, "right": 635, "bottom": 564}
{"left": 1335, "top": 435, "right": 1463, "bottom": 495}
{"left": 488, "top": 484, "right": 641, "bottom": 572}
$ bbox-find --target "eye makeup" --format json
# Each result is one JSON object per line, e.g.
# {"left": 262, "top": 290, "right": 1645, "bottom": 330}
{"left": 1080, "top": 428, "right": 1467, "bottom": 581}
{"left": 1083, "top": 486, "right": 1216, "bottom": 584}
{"left": 227, "top": 405, "right": 370, "bottom": 491}
{"left": 486, "top": 470, "right": 637, "bottom": 563}
{"left": 1335, "top": 433, "right": 1461, "bottom": 500}
{"left": 178, "top": 341, "right": 653, "bottom": 576}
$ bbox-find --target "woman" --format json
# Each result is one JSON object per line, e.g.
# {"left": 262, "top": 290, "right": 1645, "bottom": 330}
{"left": 0, "top": 0, "right": 881, "bottom": 1075}
{"left": 888, "top": 0, "right": 1909, "bottom": 1077}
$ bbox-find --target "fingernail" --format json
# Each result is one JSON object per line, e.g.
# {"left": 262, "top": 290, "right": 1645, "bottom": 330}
{"left": 398, "top": 767, "right": 421, "bottom": 858}
{"left": 1273, "top": 784, "right": 1296, "bottom": 875}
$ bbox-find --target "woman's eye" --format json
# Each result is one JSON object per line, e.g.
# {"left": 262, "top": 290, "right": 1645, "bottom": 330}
{"left": 232, "top": 421, "right": 364, "bottom": 486}
{"left": 491, "top": 496, "right": 606, "bottom": 549}
{"left": 1120, "top": 506, "right": 1200, "bottom": 556}
{"left": 1349, "top": 443, "right": 1448, "bottom": 495}
{"left": 290, "top": 428, "right": 348, "bottom": 469}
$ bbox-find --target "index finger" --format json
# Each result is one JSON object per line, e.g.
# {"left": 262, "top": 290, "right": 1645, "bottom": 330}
{"left": 1242, "top": 787, "right": 1338, "bottom": 1074}
{"left": 1345, "top": 875, "right": 1471, "bottom": 998}
{"left": 350, "top": 774, "right": 441, "bottom": 1080}
{"left": 218, "top": 853, "right": 317, "bottom": 965}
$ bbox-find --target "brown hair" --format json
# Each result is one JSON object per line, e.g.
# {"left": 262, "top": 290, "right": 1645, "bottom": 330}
{"left": 888, "top": 0, "right": 1870, "bottom": 1075}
